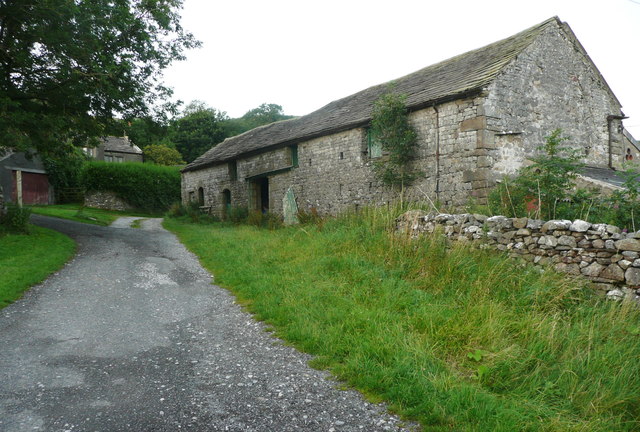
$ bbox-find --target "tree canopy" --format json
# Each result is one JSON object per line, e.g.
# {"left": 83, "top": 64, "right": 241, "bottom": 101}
{"left": 0, "top": 0, "right": 199, "bottom": 156}
{"left": 143, "top": 144, "right": 184, "bottom": 166}
{"left": 221, "top": 103, "right": 294, "bottom": 137}
{"left": 171, "top": 101, "right": 228, "bottom": 163}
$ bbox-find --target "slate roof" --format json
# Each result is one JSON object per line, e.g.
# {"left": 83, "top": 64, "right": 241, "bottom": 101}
{"left": 624, "top": 128, "right": 639, "bottom": 151}
{"left": 102, "top": 136, "right": 142, "bottom": 154}
{"left": 183, "top": 17, "right": 562, "bottom": 173}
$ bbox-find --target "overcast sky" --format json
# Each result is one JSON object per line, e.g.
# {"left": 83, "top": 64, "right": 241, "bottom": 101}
{"left": 163, "top": 0, "right": 640, "bottom": 137}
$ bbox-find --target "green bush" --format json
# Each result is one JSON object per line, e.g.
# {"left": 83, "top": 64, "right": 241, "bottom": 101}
{"left": 226, "top": 206, "right": 248, "bottom": 224}
{"left": 42, "top": 147, "right": 89, "bottom": 204}
{"left": 488, "top": 129, "right": 584, "bottom": 220}
{"left": 0, "top": 203, "right": 32, "bottom": 233}
{"left": 167, "top": 201, "right": 220, "bottom": 224}
{"left": 487, "top": 129, "right": 640, "bottom": 230}
{"left": 246, "top": 210, "right": 283, "bottom": 229}
{"left": 297, "top": 207, "right": 325, "bottom": 226}
{"left": 604, "top": 166, "right": 640, "bottom": 230}
{"left": 82, "top": 161, "right": 180, "bottom": 212}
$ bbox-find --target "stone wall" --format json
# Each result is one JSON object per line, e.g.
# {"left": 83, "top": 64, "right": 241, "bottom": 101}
{"left": 182, "top": 96, "right": 486, "bottom": 217}
{"left": 84, "top": 191, "right": 135, "bottom": 212}
{"left": 484, "top": 23, "right": 623, "bottom": 174}
{"left": 397, "top": 211, "right": 640, "bottom": 303}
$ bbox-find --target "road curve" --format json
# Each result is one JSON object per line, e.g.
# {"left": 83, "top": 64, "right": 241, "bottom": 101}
{"left": 0, "top": 215, "right": 414, "bottom": 432}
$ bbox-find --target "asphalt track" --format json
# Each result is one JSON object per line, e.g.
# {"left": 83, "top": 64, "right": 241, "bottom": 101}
{"left": 0, "top": 215, "right": 415, "bottom": 431}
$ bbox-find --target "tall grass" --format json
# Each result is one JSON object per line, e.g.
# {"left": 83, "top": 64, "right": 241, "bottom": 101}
{"left": 0, "top": 226, "right": 76, "bottom": 308}
{"left": 165, "top": 206, "right": 640, "bottom": 431}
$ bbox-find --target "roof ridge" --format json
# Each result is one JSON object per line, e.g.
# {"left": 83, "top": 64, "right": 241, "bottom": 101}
{"left": 183, "top": 17, "right": 562, "bottom": 173}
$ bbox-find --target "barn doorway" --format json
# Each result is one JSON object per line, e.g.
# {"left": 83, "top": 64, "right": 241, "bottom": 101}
{"left": 259, "top": 178, "right": 269, "bottom": 212}
{"left": 222, "top": 189, "right": 231, "bottom": 217}
{"left": 250, "top": 177, "right": 269, "bottom": 213}
{"left": 197, "top": 187, "right": 204, "bottom": 206}
{"left": 11, "top": 170, "right": 50, "bottom": 205}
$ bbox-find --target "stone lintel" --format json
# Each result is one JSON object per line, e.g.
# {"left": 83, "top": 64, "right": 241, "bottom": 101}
{"left": 462, "top": 169, "right": 491, "bottom": 182}
{"left": 460, "top": 116, "right": 487, "bottom": 132}
{"left": 476, "top": 129, "right": 496, "bottom": 150}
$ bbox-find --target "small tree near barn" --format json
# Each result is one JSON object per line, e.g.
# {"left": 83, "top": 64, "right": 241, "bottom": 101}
{"left": 370, "top": 90, "right": 420, "bottom": 198}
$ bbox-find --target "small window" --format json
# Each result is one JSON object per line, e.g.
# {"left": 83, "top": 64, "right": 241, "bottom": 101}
{"left": 339, "top": 152, "right": 344, "bottom": 160}
{"left": 289, "top": 145, "right": 299, "bottom": 167}
{"left": 367, "top": 129, "right": 382, "bottom": 158}
{"left": 229, "top": 161, "right": 238, "bottom": 181}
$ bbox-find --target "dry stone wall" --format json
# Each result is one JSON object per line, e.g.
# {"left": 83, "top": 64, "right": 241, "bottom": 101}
{"left": 84, "top": 191, "right": 135, "bottom": 212}
{"left": 397, "top": 210, "right": 640, "bottom": 303}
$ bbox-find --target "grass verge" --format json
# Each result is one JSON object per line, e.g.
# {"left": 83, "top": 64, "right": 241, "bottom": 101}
{"left": 0, "top": 225, "right": 76, "bottom": 308}
{"left": 165, "top": 208, "right": 640, "bottom": 432}
{"left": 31, "top": 204, "right": 157, "bottom": 226}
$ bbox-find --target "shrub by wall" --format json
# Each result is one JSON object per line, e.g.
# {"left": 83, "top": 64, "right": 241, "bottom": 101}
{"left": 81, "top": 161, "right": 180, "bottom": 212}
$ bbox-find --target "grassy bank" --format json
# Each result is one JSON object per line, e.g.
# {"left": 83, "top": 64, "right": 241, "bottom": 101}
{"left": 0, "top": 226, "right": 76, "bottom": 308}
{"left": 164, "top": 210, "right": 640, "bottom": 431}
{"left": 31, "top": 204, "right": 155, "bottom": 226}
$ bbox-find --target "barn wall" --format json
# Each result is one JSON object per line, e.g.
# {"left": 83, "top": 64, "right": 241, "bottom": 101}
{"left": 484, "top": 23, "right": 624, "bottom": 175}
{"left": 182, "top": 96, "right": 491, "bottom": 216}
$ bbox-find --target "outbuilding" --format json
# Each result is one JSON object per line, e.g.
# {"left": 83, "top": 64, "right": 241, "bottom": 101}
{"left": 182, "top": 17, "right": 635, "bottom": 218}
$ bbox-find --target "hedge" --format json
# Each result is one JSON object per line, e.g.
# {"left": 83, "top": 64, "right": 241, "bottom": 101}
{"left": 81, "top": 161, "right": 181, "bottom": 212}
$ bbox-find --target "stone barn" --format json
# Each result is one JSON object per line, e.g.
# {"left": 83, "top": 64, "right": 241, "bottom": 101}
{"left": 181, "top": 17, "right": 635, "bottom": 218}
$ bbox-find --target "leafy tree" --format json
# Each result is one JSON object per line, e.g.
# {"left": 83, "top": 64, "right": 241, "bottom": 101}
{"left": 171, "top": 101, "right": 228, "bottom": 163}
{"left": 221, "top": 103, "right": 294, "bottom": 137}
{"left": 41, "top": 144, "right": 89, "bottom": 203}
{"left": 606, "top": 165, "right": 640, "bottom": 230}
{"left": 0, "top": 0, "right": 199, "bottom": 156}
{"left": 241, "top": 103, "right": 293, "bottom": 129}
{"left": 370, "top": 91, "right": 420, "bottom": 192}
{"left": 124, "top": 117, "right": 172, "bottom": 150}
{"left": 143, "top": 144, "right": 184, "bottom": 166}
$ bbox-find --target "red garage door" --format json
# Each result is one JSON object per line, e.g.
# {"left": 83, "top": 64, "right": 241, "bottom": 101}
{"left": 12, "top": 171, "right": 50, "bottom": 205}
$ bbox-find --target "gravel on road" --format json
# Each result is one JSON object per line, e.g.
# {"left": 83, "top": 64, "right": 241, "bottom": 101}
{"left": 0, "top": 215, "right": 417, "bottom": 431}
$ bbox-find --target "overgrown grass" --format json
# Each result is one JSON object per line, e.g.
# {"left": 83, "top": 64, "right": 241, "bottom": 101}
{"left": 165, "top": 208, "right": 640, "bottom": 431}
{"left": 30, "top": 204, "right": 157, "bottom": 226}
{"left": 0, "top": 225, "right": 76, "bottom": 308}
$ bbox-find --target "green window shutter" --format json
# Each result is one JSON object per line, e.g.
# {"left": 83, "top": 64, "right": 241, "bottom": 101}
{"left": 368, "top": 129, "right": 382, "bottom": 158}
{"left": 290, "top": 145, "right": 299, "bottom": 167}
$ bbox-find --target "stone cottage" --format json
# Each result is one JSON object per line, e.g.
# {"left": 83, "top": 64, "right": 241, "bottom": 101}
{"left": 181, "top": 17, "right": 635, "bottom": 218}
{"left": 84, "top": 136, "right": 143, "bottom": 163}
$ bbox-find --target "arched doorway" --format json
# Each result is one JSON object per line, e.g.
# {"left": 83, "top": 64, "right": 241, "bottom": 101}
{"left": 197, "top": 187, "right": 204, "bottom": 206}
